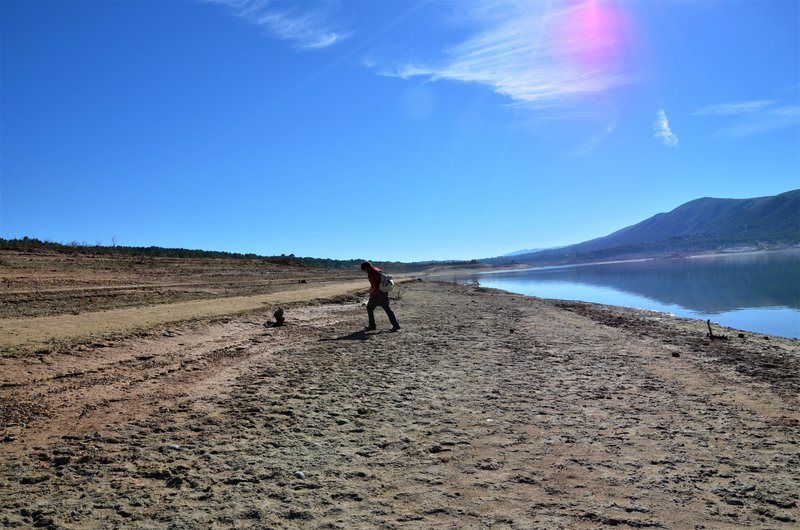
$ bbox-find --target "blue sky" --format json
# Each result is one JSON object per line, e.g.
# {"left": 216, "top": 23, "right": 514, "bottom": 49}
{"left": 1, "top": 0, "right": 798, "bottom": 262}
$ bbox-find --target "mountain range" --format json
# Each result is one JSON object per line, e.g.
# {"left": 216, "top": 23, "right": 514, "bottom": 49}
{"left": 489, "top": 189, "right": 800, "bottom": 266}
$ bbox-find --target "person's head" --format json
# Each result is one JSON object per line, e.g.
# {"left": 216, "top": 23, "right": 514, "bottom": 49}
{"left": 360, "top": 261, "right": 372, "bottom": 271}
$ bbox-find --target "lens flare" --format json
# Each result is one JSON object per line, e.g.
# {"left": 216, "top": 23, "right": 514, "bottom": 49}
{"left": 560, "top": 0, "right": 628, "bottom": 71}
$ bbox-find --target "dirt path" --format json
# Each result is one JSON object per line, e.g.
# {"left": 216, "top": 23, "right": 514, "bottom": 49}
{"left": 0, "top": 280, "right": 363, "bottom": 353}
{"left": 1, "top": 282, "right": 798, "bottom": 529}
{"left": 2, "top": 280, "right": 260, "bottom": 295}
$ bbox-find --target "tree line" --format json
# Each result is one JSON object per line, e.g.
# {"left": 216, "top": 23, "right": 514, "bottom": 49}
{"left": 0, "top": 237, "right": 474, "bottom": 271}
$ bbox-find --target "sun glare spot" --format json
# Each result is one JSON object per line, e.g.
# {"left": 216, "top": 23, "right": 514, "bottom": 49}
{"left": 560, "top": 1, "right": 628, "bottom": 69}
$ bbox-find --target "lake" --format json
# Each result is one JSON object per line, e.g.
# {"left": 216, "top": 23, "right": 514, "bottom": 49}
{"left": 442, "top": 250, "right": 800, "bottom": 339}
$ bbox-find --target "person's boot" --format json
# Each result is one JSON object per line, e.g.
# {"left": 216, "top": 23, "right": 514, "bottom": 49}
{"left": 365, "top": 325, "right": 376, "bottom": 331}
{"left": 390, "top": 324, "right": 401, "bottom": 332}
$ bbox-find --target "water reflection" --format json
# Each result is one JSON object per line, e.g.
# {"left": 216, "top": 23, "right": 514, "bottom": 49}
{"left": 445, "top": 250, "right": 800, "bottom": 338}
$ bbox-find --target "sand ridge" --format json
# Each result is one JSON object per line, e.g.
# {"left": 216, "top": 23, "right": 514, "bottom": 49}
{"left": 0, "top": 280, "right": 364, "bottom": 353}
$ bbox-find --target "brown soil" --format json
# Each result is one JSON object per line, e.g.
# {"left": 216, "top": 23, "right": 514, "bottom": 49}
{"left": 1, "top": 253, "right": 798, "bottom": 528}
{"left": 0, "top": 250, "right": 360, "bottom": 320}
{"left": 0, "top": 280, "right": 364, "bottom": 354}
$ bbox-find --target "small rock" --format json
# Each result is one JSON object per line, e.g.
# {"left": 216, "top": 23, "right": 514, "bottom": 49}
{"left": 764, "top": 497, "right": 797, "bottom": 509}
{"left": 336, "top": 418, "right": 350, "bottom": 425}
{"left": 332, "top": 492, "right": 364, "bottom": 502}
{"left": 167, "top": 444, "right": 181, "bottom": 450}
{"left": 166, "top": 476, "right": 184, "bottom": 488}
{"left": 52, "top": 455, "right": 71, "bottom": 466}
{"left": 19, "top": 475, "right": 49, "bottom": 485}
{"left": 738, "top": 333, "right": 745, "bottom": 338}
{"left": 2, "top": 433, "right": 17, "bottom": 443}
{"left": 672, "top": 352, "right": 680, "bottom": 358}
{"left": 32, "top": 516, "right": 55, "bottom": 528}
{"left": 294, "top": 471, "right": 306, "bottom": 480}
{"left": 286, "top": 510, "right": 312, "bottom": 520}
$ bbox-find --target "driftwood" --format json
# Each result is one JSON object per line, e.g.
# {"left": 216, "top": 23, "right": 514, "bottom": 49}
{"left": 706, "top": 319, "right": 728, "bottom": 341}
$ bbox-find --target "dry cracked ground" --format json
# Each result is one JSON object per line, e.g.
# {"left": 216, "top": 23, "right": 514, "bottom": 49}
{"left": 1, "top": 277, "right": 799, "bottom": 529}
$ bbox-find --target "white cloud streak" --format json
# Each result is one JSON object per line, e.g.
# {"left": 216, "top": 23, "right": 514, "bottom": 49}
{"left": 382, "top": 1, "right": 633, "bottom": 107}
{"left": 213, "top": 0, "right": 350, "bottom": 50}
{"left": 566, "top": 114, "right": 620, "bottom": 157}
{"left": 695, "top": 100, "right": 777, "bottom": 116}
{"left": 695, "top": 99, "right": 800, "bottom": 138}
{"left": 654, "top": 109, "right": 678, "bottom": 147}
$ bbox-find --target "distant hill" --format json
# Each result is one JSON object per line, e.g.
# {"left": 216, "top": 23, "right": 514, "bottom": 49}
{"left": 502, "top": 247, "right": 558, "bottom": 257}
{"left": 487, "top": 189, "right": 800, "bottom": 265}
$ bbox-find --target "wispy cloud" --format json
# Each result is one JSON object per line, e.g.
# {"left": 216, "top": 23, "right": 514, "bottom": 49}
{"left": 654, "top": 109, "right": 678, "bottom": 147}
{"left": 381, "top": 1, "right": 634, "bottom": 108}
{"left": 695, "top": 100, "right": 777, "bottom": 116}
{"left": 695, "top": 98, "right": 799, "bottom": 138}
{"left": 213, "top": 0, "right": 350, "bottom": 50}
{"left": 568, "top": 119, "right": 619, "bottom": 157}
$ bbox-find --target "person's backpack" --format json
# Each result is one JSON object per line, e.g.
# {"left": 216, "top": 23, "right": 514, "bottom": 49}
{"left": 379, "top": 272, "right": 395, "bottom": 293}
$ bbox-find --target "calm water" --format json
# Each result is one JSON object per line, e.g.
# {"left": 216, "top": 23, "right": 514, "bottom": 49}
{"left": 444, "top": 250, "right": 800, "bottom": 338}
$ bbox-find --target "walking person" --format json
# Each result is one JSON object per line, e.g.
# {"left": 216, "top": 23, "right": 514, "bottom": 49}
{"left": 361, "top": 261, "right": 400, "bottom": 332}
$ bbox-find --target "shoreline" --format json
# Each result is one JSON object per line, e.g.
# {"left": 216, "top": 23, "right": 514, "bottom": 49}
{"left": 419, "top": 251, "right": 800, "bottom": 340}
{"left": 431, "top": 280, "right": 800, "bottom": 340}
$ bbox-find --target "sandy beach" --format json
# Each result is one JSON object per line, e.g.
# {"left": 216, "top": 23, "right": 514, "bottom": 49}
{"left": 1, "top": 274, "right": 798, "bottom": 529}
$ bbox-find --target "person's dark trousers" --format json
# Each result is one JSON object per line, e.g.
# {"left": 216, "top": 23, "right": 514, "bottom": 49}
{"left": 367, "top": 292, "right": 399, "bottom": 329}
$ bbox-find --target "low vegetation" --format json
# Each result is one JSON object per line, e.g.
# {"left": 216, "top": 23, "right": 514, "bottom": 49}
{"left": 0, "top": 237, "right": 478, "bottom": 272}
